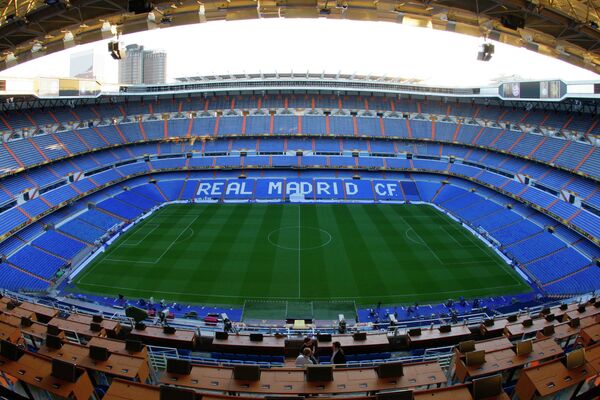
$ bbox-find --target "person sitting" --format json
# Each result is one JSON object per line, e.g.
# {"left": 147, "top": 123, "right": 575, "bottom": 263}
{"left": 330, "top": 341, "right": 346, "bottom": 365}
{"left": 295, "top": 347, "right": 314, "bottom": 367}
{"left": 300, "top": 337, "right": 317, "bottom": 364}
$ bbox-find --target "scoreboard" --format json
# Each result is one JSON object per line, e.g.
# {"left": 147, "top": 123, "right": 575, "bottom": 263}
{"left": 500, "top": 80, "right": 567, "bottom": 99}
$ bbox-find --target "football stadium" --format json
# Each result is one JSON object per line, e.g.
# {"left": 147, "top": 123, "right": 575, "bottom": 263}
{"left": 0, "top": 1, "right": 599, "bottom": 399}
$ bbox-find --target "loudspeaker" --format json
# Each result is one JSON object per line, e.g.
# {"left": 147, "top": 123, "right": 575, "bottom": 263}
{"left": 125, "top": 339, "right": 144, "bottom": 353}
{"left": 317, "top": 333, "right": 332, "bottom": 342}
{"left": 46, "top": 334, "right": 63, "bottom": 349}
{"left": 135, "top": 322, "right": 146, "bottom": 331}
{"left": 233, "top": 365, "right": 261, "bottom": 381}
{"left": 159, "top": 385, "right": 196, "bottom": 400}
{"left": 408, "top": 328, "right": 421, "bottom": 336}
{"left": 458, "top": 340, "right": 475, "bottom": 353}
{"left": 249, "top": 333, "right": 263, "bottom": 342}
{"left": 353, "top": 332, "right": 367, "bottom": 341}
{"left": 305, "top": 365, "right": 333, "bottom": 382}
{"left": 166, "top": 358, "right": 192, "bottom": 375}
{"left": 89, "top": 346, "right": 110, "bottom": 361}
{"left": 90, "top": 322, "right": 102, "bottom": 332}
{"left": 0, "top": 340, "right": 23, "bottom": 361}
{"left": 376, "top": 390, "right": 413, "bottom": 400}
{"left": 542, "top": 325, "right": 555, "bottom": 336}
{"left": 376, "top": 361, "right": 404, "bottom": 379}
{"left": 107, "top": 41, "right": 125, "bottom": 60}
{"left": 47, "top": 324, "right": 61, "bottom": 335}
{"left": 51, "top": 359, "right": 79, "bottom": 383}
{"left": 215, "top": 331, "right": 228, "bottom": 340}
{"left": 92, "top": 315, "right": 103, "bottom": 323}
{"left": 163, "top": 326, "right": 176, "bottom": 335}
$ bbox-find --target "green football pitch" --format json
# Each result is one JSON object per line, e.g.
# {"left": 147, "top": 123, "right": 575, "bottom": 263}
{"left": 73, "top": 203, "right": 530, "bottom": 306}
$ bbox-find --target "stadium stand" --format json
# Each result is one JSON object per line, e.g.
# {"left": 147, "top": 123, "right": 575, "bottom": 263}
{"left": 7, "top": 245, "right": 66, "bottom": 279}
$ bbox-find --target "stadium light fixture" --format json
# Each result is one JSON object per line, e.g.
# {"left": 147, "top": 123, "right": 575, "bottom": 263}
{"left": 63, "top": 31, "right": 74, "bottom": 42}
{"left": 477, "top": 43, "right": 494, "bottom": 61}
{"left": 31, "top": 43, "right": 43, "bottom": 53}
{"left": 108, "top": 41, "right": 125, "bottom": 60}
{"left": 4, "top": 52, "right": 17, "bottom": 68}
{"left": 61, "top": 30, "right": 76, "bottom": 49}
{"left": 101, "top": 21, "right": 113, "bottom": 32}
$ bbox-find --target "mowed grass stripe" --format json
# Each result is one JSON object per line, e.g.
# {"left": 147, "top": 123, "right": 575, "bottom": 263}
{"left": 73, "top": 203, "right": 531, "bottom": 305}
{"left": 366, "top": 204, "right": 440, "bottom": 294}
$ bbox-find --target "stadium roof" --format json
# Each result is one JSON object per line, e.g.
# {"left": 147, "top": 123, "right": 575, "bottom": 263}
{"left": 0, "top": 0, "right": 599, "bottom": 74}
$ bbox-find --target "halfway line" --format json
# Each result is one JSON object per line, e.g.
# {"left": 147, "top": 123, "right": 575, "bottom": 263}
{"left": 298, "top": 204, "right": 301, "bottom": 298}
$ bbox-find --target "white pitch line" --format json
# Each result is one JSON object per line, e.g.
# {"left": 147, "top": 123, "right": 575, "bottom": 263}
{"left": 107, "top": 217, "right": 200, "bottom": 265}
{"left": 297, "top": 204, "right": 301, "bottom": 298}
{"left": 395, "top": 211, "right": 446, "bottom": 265}
{"left": 76, "top": 281, "right": 526, "bottom": 300}
{"left": 121, "top": 224, "right": 160, "bottom": 247}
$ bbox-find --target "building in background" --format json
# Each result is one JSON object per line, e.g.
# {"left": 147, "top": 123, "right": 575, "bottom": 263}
{"left": 70, "top": 49, "right": 107, "bottom": 82}
{"left": 118, "top": 44, "right": 167, "bottom": 84}
{"left": 143, "top": 49, "right": 167, "bottom": 84}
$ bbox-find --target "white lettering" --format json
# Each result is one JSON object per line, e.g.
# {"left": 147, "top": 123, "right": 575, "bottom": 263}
{"left": 197, "top": 182, "right": 211, "bottom": 196}
{"left": 268, "top": 181, "right": 283, "bottom": 195}
{"left": 316, "top": 181, "right": 330, "bottom": 195}
{"left": 226, "top": 182, "right": 241, "bottom": 195}
{"left": 210, "top": 182, "right": 224, "bottom": 196}
{"left": 345, "top": 182, "right": 358, "bottom": 196}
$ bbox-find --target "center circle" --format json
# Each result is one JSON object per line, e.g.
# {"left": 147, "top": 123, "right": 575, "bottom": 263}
{"left": 267, "top": 226, "right": 333, "bottom": 251}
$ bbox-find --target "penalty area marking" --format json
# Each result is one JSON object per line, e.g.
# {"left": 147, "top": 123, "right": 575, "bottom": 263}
{"left": 404, "top": 228, "right": 426, "bottom": 246}
{"left": 121, "top": 224, "right": 160, "bottom": 247}
{"left": 103, "top": 225, "right": 196, "bottom": 265}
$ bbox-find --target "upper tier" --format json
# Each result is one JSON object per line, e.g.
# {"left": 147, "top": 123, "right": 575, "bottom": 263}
{"left": 1, "top": 116, "right": 599, "bottom": 182}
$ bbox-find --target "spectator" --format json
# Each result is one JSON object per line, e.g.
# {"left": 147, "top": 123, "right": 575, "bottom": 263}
{"left": 300, "top": 337, "right": 317, "bottom": 364}
{"left": 295, "top": 348, "right": 314, "bottom": 367}
{"left": 330, "top": 341, "right": 346, "bottom": 365}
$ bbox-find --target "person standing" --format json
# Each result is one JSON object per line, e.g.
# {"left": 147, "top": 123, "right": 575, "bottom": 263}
{"left": 330, "top": 341, "right": 346, "bottom": 365}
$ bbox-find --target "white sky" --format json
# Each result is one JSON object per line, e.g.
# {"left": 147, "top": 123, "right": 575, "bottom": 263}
{"left": 1, "top": 18, "right": 598, "bottom": 86}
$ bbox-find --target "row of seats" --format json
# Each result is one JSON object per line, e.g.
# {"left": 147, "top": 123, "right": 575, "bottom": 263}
{"left": 1, "top": 95, "right": 598, "bottom": 133}
{"left": 1, "top": 140, "right": 599, "bottom": 242}
{"left": 0, "top": 117, "right": 598, "bottom": 180}
{"left": 1, "top": 137, "right": 598, "bottom": 203}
